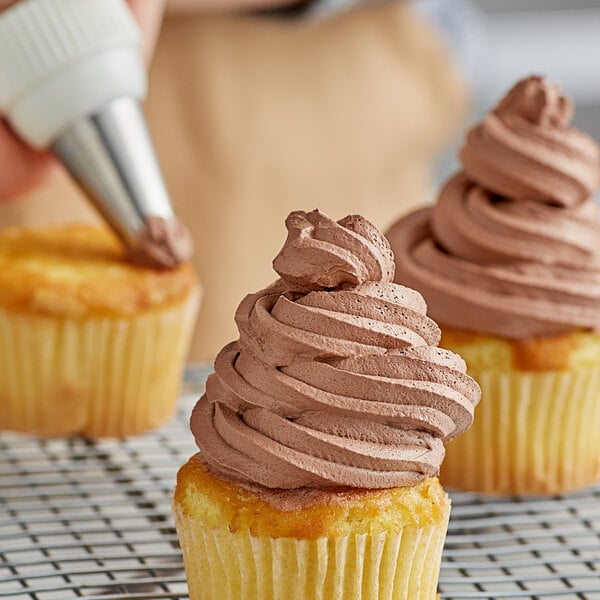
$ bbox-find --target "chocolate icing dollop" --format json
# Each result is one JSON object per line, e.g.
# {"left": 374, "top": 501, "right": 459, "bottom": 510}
{"left": 460, "top": 76, "right": 599, "bottom": 208}
{"left": 273, "top": 211, "right": 395, "bottom": 291}
{"left": 191, "top": 209, "right": 480, "bottom": 489}
{"left": 130, "top": 216, "right": 193, "bottom": 270}
{"left": 388, "top": 76, "right": 600, "bottom": 339}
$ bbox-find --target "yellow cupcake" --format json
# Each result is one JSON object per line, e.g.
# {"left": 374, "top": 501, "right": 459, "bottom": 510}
{"left": 440, "top": 328, "right": 600, "bottom": 495}
{"left": 387, "top": 77, "right": 600, "bottom": 496}
{"left": 174, "top": 455, "right": 449, "bottom": 600}
{"left": 174, "top": 210, "right": 480, "bottom": 599}
{"left": 0, "top": 224, "right": 201, "bottom": 437}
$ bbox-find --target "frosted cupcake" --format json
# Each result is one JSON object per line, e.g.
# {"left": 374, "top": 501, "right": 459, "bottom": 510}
{"left": 0, "top": 224, "right": 200, "bottom": 437}
{"left": 387, "top": 76, "right": 600, "bottom": 495}
{"left": 174, "top": 210, "right": 479, "bottom": 600}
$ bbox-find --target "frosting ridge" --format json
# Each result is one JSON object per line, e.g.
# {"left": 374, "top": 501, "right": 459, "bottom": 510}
{"left": 460, "top": 76, "right": 599, "bottom": 208}
{"left": 191, "top": 209, "right": 480, "bottom": 489}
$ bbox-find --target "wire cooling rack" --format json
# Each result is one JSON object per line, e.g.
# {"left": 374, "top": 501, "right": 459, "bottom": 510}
{"left": 1, "top": 365, "right": 599, "bottom": 600}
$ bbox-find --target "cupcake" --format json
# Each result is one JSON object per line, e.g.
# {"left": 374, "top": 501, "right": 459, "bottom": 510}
{"left": 0, "top": 224, "right": 201, "bottom": 437}
{"left": 174, "top": 210, "right": 479, "bottom": 599}
{"left": 387, "top": 76, "right": 600, "bottom": 495}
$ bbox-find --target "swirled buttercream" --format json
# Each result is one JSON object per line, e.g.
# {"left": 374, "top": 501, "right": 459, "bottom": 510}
{"left": 460, "top": 76, "right": 599, "bottom": 208}
{"left": 388, "top": 77, "right": 600, "bottom": 339}
{"left": 191, "top": 210, "right": 480, "bottom": 490}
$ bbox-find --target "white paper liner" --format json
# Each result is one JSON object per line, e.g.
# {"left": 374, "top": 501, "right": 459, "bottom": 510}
{"left": 175, "top": 509, "right": 449, "bottom": 600}
{"left": 0, "top": 287, "right": 200, "bottom": 437}
{"left": 442, "top": 367, "right": 600, "bottom": 494}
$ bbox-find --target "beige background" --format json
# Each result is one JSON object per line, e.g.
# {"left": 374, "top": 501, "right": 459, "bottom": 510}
{"left": 0, "top": 1, "right": 467, "bottom": 360}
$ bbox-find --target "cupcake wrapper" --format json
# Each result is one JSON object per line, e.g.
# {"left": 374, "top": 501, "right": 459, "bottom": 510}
{"left": 0, "top": 288, "right": 200, "bottom": 437}
{"left": 441, "top": 367, "right": 600, "bottom": 495}
{"left": 174, "top": 509, "right": 449, "bottom": 600}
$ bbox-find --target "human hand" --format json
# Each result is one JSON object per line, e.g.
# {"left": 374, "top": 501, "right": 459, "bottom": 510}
{"left": 0, "top": 0, "right": 166, "bottom": 202}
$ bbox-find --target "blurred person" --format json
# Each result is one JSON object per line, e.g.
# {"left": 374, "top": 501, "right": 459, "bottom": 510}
{"left": 0, "top": 0, "right": 468, "bottom": 360}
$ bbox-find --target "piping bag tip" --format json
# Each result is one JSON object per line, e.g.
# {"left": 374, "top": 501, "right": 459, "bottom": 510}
{"left": 1, "top": 2, "right": 193, "bottom": 272}
{"left": 51, "top": 97, "right": 193, "bottom": 271}
{"left": 128, "top": 216, "right": 194, "bottom": 270}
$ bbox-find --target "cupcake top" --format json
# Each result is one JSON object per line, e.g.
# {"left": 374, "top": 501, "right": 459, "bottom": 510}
{"left": 460, "top": 75, "right": 598, "bottom": 208}
{"left": 387, "top": 76, "right": 600, "bottom": 339}
{"left": 191, "top": 209, "right": 480, "bottom": 490}
{"left": 0, "top": 225, "right": 197, "bottom": 318}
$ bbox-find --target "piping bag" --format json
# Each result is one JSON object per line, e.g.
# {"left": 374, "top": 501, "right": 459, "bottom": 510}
{"left": 0, "top": 0, "right": 192, "bottom": 269}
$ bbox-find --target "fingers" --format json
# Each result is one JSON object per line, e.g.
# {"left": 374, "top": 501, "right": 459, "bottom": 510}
{"left": 0, "top": 120, "right": 57, "bottom": 202}
{"left": 127, "top": 0, "right": 167, "bottom": 63}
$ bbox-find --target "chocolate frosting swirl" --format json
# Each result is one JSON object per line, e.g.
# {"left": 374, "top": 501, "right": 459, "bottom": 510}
{"left": 191, "top": 210, "right": 480, "bottom": 489}
{"left": 388, "top": 77, "right": 600, "bottom": 339}
{"left": 460, "top": 76, "right": 599, "bottom": 208}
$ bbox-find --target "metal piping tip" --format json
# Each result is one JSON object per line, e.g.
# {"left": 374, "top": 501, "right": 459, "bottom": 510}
{"left": 52, "top": 96, "right": 192, "bottom": 269}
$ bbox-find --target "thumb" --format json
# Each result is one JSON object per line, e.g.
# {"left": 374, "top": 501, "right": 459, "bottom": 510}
{"left": 0, "top": 120, "right": 56, "bottom": 202}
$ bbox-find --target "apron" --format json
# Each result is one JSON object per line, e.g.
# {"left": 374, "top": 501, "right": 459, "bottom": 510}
{"left": 0, "top": 1, "right": 467, "bottom": 360}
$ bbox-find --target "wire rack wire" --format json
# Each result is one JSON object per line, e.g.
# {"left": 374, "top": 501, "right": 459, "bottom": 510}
{"left": 1, "top": 365, "right": 599, "bottom": 600}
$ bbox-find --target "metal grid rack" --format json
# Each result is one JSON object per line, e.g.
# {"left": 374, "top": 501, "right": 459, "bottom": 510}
{"left": 1, "top": 366, "right": 599, "bottom": 600}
